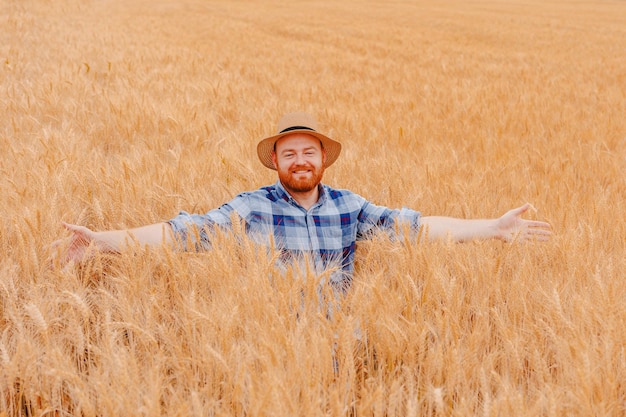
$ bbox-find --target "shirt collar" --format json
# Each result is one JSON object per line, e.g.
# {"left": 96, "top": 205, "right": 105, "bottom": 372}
{"left": 274, "top": 180, "right": 327, "bottom": 208}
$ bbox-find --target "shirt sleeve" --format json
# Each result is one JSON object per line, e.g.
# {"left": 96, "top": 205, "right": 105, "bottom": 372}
{"left": 356, "top": 200, "right": 421, "bottom": 241}
{"left": 167, "top": 192, "right": 253, "bottom": 250}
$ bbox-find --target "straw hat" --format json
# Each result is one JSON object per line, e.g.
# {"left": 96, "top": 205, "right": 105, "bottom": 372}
{"left": 257, "top": 112, "right": 342, "bottom": 170}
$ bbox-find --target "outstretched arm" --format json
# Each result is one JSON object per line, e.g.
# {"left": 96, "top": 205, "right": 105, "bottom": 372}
{"left": 420, "top": 203, "right": 552, "bottom": 242}
{"left": 55, "top": 222, "right": 174, "bottom": 263}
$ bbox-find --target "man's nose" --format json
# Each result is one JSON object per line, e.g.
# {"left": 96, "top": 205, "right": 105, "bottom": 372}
{"left": 294, "top": 153, "right": 306, "bottom": 165}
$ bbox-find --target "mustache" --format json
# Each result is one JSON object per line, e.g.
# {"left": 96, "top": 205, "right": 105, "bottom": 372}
{"left": 290, "top": 164, "right": 315, "bottom": 171}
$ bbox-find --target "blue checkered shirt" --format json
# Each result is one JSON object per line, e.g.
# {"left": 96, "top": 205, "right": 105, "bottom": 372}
{"left": 167, "top": 181, "right": 421, "bottom": 289}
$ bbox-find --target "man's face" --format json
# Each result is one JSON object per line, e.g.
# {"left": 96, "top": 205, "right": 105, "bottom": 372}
{"left": 272, "top": 133, "right": 326, "bottom": 194}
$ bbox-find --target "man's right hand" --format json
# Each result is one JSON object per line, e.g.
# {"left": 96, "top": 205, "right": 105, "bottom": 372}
{"left": 50, "top": 221, "right": 174, "bottom": 266}
{"left": 49, "top": 223, "right": 104, "bottom": 265}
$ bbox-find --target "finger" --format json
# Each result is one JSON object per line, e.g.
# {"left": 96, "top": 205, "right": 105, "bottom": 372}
{"left": 529, "top": 226, "right": 552, "bottom": 233}
{"left": 48, "top": 238, "right": 67, "bottom": 250}
{"left": 66, "top": 245, "right": 87, "bottom": 263}
{"left": 520, "top": 229, "right": 552, "bottom": 241}
{"left": 528, "top": 230, "right": 552, "bottom": 238}
{"left": 63, "top": 222, "right": 84, "bottom": 232}
{"left": 61, "top": 261, "right": 77, "bottom": 274}
{"left": 47, "top": 238, "right": 77, "bottom": 269}
{"left": 506, "top": 203, "right": 530, "bottom": 219}
{"left": 522, "top": 235, "right": 551, "bottom": 242}
{"left": 526, "top": 220, "right": 551, "bottom": 229}
{"left": 46, "top": 243, "right": 63, "bottom": 269}
{"left": 63, "top": 223, "right": 95, "bottom": 245}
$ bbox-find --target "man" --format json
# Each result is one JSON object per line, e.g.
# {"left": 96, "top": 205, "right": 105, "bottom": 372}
{"left": 58, "top": 112, "right": 552, "bottom": 290}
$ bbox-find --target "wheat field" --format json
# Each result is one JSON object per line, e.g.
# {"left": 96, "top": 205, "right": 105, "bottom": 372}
{"left": 1, "top": 0, "right": 625, "bottom": 415}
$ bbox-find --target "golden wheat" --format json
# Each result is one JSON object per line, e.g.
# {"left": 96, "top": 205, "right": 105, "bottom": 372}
{"left": 1, "top": 0, "right": 625, "bottom": 415}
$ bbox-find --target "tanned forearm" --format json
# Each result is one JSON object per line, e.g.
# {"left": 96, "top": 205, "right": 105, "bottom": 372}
{"left": 418, "top": 204, "right": 552, "bottom": 243}
{"left": 91, "top": 222, "right": 174, "bottom": 252}
{"left": 420, "top": 216, "right": 501, "bottom": 242}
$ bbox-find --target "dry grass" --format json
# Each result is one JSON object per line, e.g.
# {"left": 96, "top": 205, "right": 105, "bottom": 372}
{"left": 1, "top": 0, "right": 625, "bottom": 415}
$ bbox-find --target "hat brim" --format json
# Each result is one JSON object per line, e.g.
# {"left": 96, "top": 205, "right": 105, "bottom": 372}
{"left": 257, "top": 129, "right": 342, "bottom": 170}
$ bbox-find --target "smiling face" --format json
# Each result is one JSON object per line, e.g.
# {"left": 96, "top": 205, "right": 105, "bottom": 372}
{"left": 272, "top": 133, "right": 327, "bottom": 194}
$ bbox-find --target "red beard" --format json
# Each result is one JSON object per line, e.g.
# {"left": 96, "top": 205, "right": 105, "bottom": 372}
{"left": 278, "top": 164, "right": 325, "bottom": 193}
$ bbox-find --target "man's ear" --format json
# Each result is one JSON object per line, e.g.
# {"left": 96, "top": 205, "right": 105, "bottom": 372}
{"left": 271, "top": 152, "right": 278, "bottom": 169}
{"left": 322, "top": 147, "right": 327, "bottom": 166}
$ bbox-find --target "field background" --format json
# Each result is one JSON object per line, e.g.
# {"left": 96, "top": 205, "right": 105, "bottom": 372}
{"left": 1, "top": 0, "right": 625, "bottom": 415}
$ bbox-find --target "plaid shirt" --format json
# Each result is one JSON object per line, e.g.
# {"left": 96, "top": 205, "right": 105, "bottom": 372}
{"left": 167, "top": 181, "right": 421, "bottom": 289}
